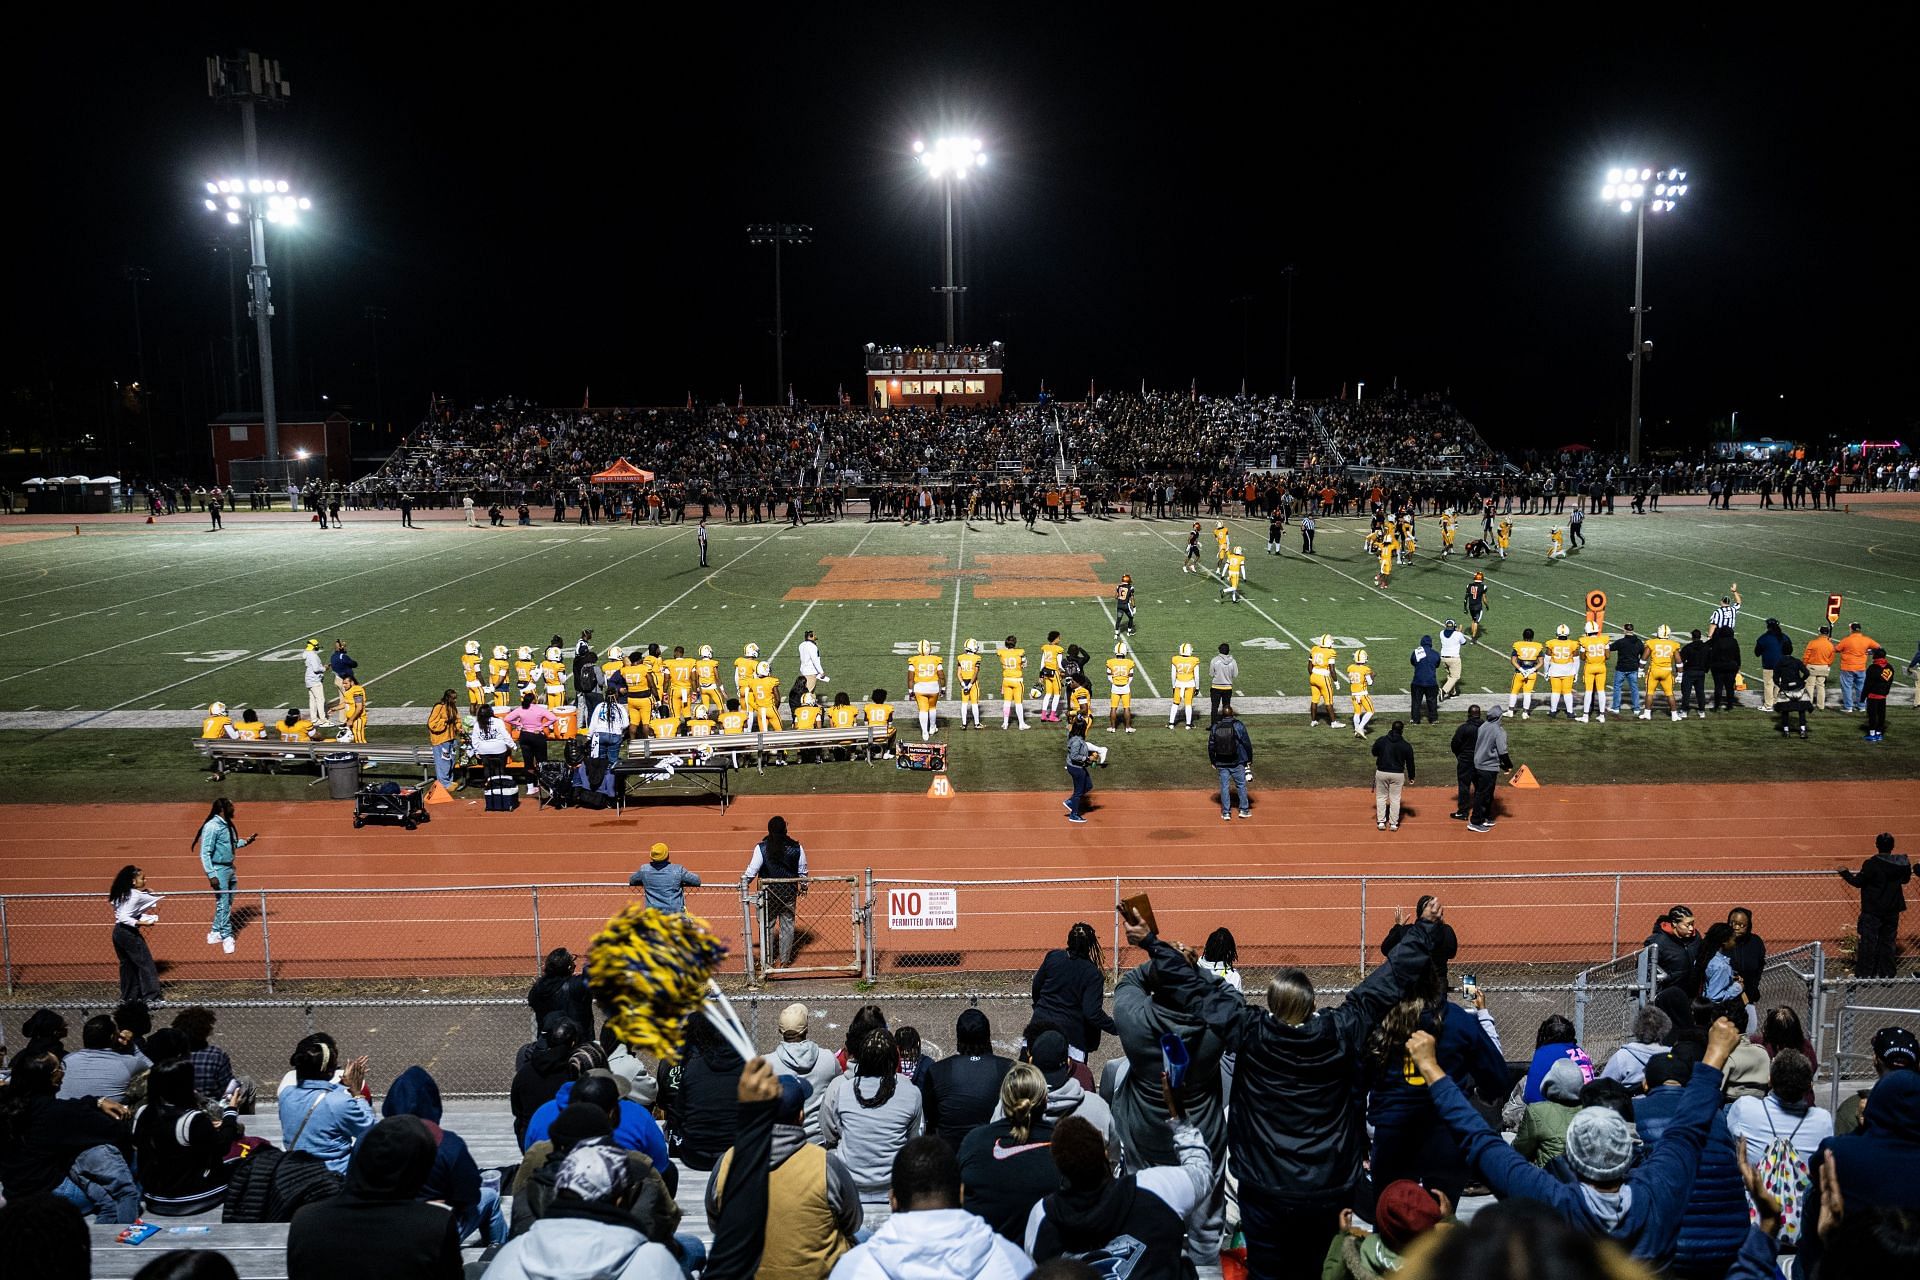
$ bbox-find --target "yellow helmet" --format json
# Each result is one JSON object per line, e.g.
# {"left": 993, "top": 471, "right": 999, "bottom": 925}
{"left": 964, "top": 638, "right": 981, "bottom": 654}
{"left": 208, "top": 701, "right": 228, "bottom": 717}
{"left": 492, "top": 645, "right": 508, "bottom": 660}
{"left": 698, "top": 644, "right": 713, "bottom": 659}
{"left": 1318, "top": 634, "right": 1335, "bottom": 648}
{"left": 1178, "top": 642, "right": 1194, "bottom": 657}
{"left": 517, "top": 645, "right": 533, "bottom": 660}
{"left": 464, "top": 640, "right": 481, "bottom": 656}
{"left": 918, "top": 640, "right": 933, "bottom": 656}
{"left": 608, "top": 645, "right": 624, "bottom": 661}
{"left": 1656, "top": 624, "right": 1672, "bottom": 640}
{"left": 1233, "top": 545, "right": 1243, "bottom": 555}
{"left": 1113, "top": 641, "right": 1128, "bottom": 658}
{"left": 1354, "top": 649, "right": 1369, "bottom": 665}
{"left": 744, "top": 643, "right": 760, "bottom": 658}
{"left": 757, "top": 661, "right": 770, "bottom": 678}
{"left": 800, "top": 692, "right": 818, "bottom": 707}
{"left": 1555, "top": 624, "right": 1570, "bottom": 639}
{"left": 1584, "top": 621, "right": 1600, "bottom": 635}
{"left": 306, "top": 638, "right": 321, "bottom": 650}
{"left": 546, "top": 645, "right": 562, "bottom": 661}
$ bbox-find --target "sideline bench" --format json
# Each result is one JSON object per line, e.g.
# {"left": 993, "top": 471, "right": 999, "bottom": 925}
{"left": 192, "top": 738, "right": 440, "bottom": 782}
{"left": 626, "top": 724, "right": 894, "bottom": 773}
{"left": 608, "top": 759, "right": 733, "bottom": 813}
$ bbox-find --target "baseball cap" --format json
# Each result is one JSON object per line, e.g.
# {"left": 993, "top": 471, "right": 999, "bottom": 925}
{"left": 1029, "top": 1029, "right": 1072, "bottom": 1087}
{"left": 1443, "top": 618, "right": 1456, "bottom": 629}
{"left": 649, "top": 842, "right": 671, "bottom": 862}
{"left": 1873, "top": 1026, "right": 1919, "bottom": 1067}
{"left": 554, "top": 1144, "right": 630, "bottom": 1203}
{"left": 1564, "top": 1106, "right": 1639, "bottom": 1183}
{"left": 776, "top": 1075, "right": 813, "bottom": 1125}
{"left": 584, "top": 1067, "right": 632, "bottom": 1099}
{"left": 1643, "top": 1053, "right": 1692, "bottom": 1087}
{"left": 778, "top": 1002, "right": 811, "bottom": 1036}
{"left": 1372, "top": 1180, "right": 1445, "bottom": 1252}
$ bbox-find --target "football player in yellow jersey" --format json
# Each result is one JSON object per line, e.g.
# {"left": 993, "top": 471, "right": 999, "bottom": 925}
{"left": 649, "top": 709, "right": 683, "bottom": 739}
{"left": 512, "top": 646, "right": 538, "bottom": 702}
{"left": 748, "top": 661, "right": 784, "bottom": 732}
{"left": 665, "top": 646, "right": 697, "bottom": 716}
{"left": 955, "top": 639, "right": 985, "bottom": 730}
{"left": 1038, "top": 631, "right": 1066, "bottom": 723}
{"left": 1440, "top": 510, "right": 1458, "bottom": 557}
{"left": 792, "top": 691, "right": 823, "bottom": 730}
{"left": 275, "top": 708, "right": 316, "bottom": 741}
{"left": 1645, "top": 624, "right": 1684, "bottom": 721}
{"left": 907, "top": 640, "right": 944, "bottom": 739}
{"left": 1213, "top": 521, "right": 1231, "bottom": 569}
{"left": 1495, "top": 518, "right": 1513, "bottom": 559}
{"left": 997, "top": 635, "right": 1029, "bottom": 729}
{"left": 642, "top": 644, "right": 667, "bottom": 706}
{"left": 827, "top": 690, "right": 860, "bottom": 729}
{"left": 201, "top": 702, "right": 236, "bottom": 739}
{"left": 864, "top": 688, "right": 897, "bottom": 759}
{"left": 332, "top": 675, "right": 369, "bottom": 743}
{"left": 489, "top": 645, "right": 513, "bottom": 708}
{"left": 621, "top": 649, "right": 651, "bottom": 732}
{"left": 462, "top": 641, "right": 486, "bottom": 710}
{"left": 1577, "top": 621, "right": 1613, "bottom": 722}
{"left": 1105, "top": 641, "right": 1137, "bottom": 734}
{"left": 1509, "top": 628, "right": 1544, "bottom": 718}
{"left": 686, "top": 704, "right": 717, "bottom": 737}
{"left": 1309, "top": 634, "right": 1342, "bottom": 727}
{"left": 1548, "top": 527, "right": 1567, "bottom": 560}
{"left": 541, "top": 646, "right": 568, "bottom": 709}
{"left": 734, "top": 643, "right": 761, "bottom": 701}
{"left": 230, "top": 708, "right": 266, "bottom": 740}
{"left": 1068, "top": 683, "right": 1093, "bottom": 721}
{"left": 1397, "top": 520, "right": 1416, "bottom": 563}
{"left": 1221, "top": 546, "right": 1246, "bottom": 603}
{"left": 1345, "top": 649, "right": 1376, "bottom": 738}
{"left": 1169, "top": 642, "right": 1201, "bottom": 729}
{"left": 601, "top": 645, "right": 626, "bottom": 689}
{"left": 1375, "top": 535, "right": 1396, "bottom": 589}
{"left": 1543, "top": 624, "right": 1582, "bottom": 719}
{"left": 694, "top": 645, "right": 726, "bottom": 715}
{"left": 717, "top": 699, "right": 752, "bottom": 734}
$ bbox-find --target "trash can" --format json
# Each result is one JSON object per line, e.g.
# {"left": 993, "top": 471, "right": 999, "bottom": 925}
{"left": 324, "top": 752, "right": 360, "bottom": 801}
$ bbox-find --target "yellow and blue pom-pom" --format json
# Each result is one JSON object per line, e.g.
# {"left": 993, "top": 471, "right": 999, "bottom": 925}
{"left": 587, "top": 904, "right": 730, "bottom": 1064}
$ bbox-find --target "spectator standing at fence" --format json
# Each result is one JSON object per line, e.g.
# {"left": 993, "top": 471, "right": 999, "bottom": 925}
{"left": 1726, "top": 909, "right": 1767, "bottom": 1033}
{"left": 1370, "top": 720, "right": 1415, "bottom": 831}
{"left": 629, "top": 843, "right": 702, "bottom": 914}
{"left": 286, "top": 1114, "right": 465, "bottom": 1280}
{"left": 1209, "top": 701, "right": 1253, "bottom": 820}
{"left": 921, "top": 1009, "right": 1012, "bottom": 1149}
{"left": 1031, "top": 923, "right": 1118, "bottom": 1075}
{"left": 1840, "top": 832, "right": 1910, "bottom": 977}
{"left": 1447, "top": 704, "right": 1482, "bottom": 820}
{"left": 108, "top": 865, "right": 163, "bottom": 1004}
{"left": 1466, "top": 705, "right": 1512, "bottom": 832}
{"left": 195, "top": 798, "right": 253, "bottom": 955}
{"left": 744, "top": 816, "right": 807, "bottom": 968}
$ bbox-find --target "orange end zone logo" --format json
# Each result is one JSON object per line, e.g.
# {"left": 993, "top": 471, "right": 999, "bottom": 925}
{"left": 784, "top": 553, "right": 1110, "bottom": 601}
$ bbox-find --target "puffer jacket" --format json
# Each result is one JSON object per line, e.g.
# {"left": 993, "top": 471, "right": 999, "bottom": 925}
{"left": 1633, "top": 1091, "right": 1748, "bottom": 1274}
{"left": 221, "top": 1146, "right": 343, "bottom": 1223}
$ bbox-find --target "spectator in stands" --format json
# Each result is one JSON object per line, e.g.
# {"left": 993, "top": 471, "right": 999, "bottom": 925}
{"left": 0, "top": 1048, "right": 141, "bottom": 1222}
{"left": 1725, "top": 909, "right": 1766, "bottom": 1033}
{"left": 821, "top": 1028, "right": 925, "bottom": 1230}
{"left": 0, "top": 1193, "right": 90, "bottom": 1280}
{"left": 998, "top": 1030, "right": 1113, "bottom": 1149}
{"left": 524, "top": 1071, "right": 669, "bottom": 1178}
{"left": 280, "top": 1034, "right": 375, "bottom": 1174}
{"left": 490, "top": 1143, "right": 686, "bottom": 1280}
{"left": 1727, "top": 1049, "right": 1830, "bottom": 1246}
{"left": 383, "top": 1065, "right": 508, "bottom": 1245}
{"left": 834, "top": 1135, "right": 1033, "bottom": 1280}
{"left": 1753, "top": 1005, "right": 1820, "bottom": 1082}
{"left": 512, "top": 1018, "right": 585, "bottom": 1146}
{"left": 171, "top": 1007, "right": 240, "bottom": 1107}
{"left": 1801, "top": 1066, "right": 1920, "bottom": 1277}
{"left": 764, "top": 1003, "right": 841, "bottom": 1142}
{"left": 834, "top": 1005, "right": 888, "bottom": 1075}
{"left": 1501, "top": 1015, "right": 1590, "bottom": 1130}
{"left": 1834, "top": 1025, "right": 1916, "bottom": 1136}
{"left": 1628, "top": 1050, "right": 1750, "bottom": 1277}
{"left": 132, "top": 1057, "right": 240, "bottom": 1216}
{"left": 1512, "top": 1060, "right": 1586, "bottom": 1167}
{"left": 663, "top": 1012, "right": 744, "bottom": 1172}
{"left": 1030, "top": 922, "right": 1116, "bottom": 1080}
{"left": 708, "top": 1074, "right": 860, "bottom": 1279}
{"left": 921, "top": 1009, "right": 1011, "bottom": 1149}
{"left": 1024, "top": 1102, "right": 1211, "bottom": 1271}
{"left": 630, "top": 843, "right": 702, "bottom": 915}
{"left": 287, "top": 1114, "right": 465, "bottom": 1280}
{"left": 1321, "top": 1178, "right": 1449, "bottom": 1278}
{"left": 1646, "top": 905, "right": 1701, "bottom": 1017}
{"left": 1121, "top": 903, "right": 1442, "bottom": 1280}
{"left": 529, "top": 947, "right": 596, "bottom": 1040}
{"left": 1394, "top": 1199, "right": 1642, "bottom": 1280}
{"left": 894, "top": 1027, "right": 933, "bottom": 1087}
{"left": 957, "top": 1063, "right": 1056, "bottom": 1243}
{"left": 55, "top": 1014, "right": 150, "bottom": 1103}
{"left": 1415, "top": 1016, "right": 1744, "bottom": 1268}
{"left": 1600, "top": 1006, "right": 1674, "bottom": 1087}
{"left": 512, "top": 1101, "right": 604, "bottom": 1238}
{"left": 1110, "top": 941, "right": 1228, "bottom": 1261}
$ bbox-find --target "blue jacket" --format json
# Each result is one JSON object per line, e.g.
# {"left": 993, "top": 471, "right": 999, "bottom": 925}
{"left": 1430, "top": 1061, "right": 1727, "bottom": 1265}
{"left": 1522, "top": 1042, "right": 1586, "bottom": 1104}
{"left": 278, "top": 1078, "right": 377, "bottom": 1174}
{"left": 1409, "top": 637, "right": 1441, "bottom": 687}
{"left": 329, "top": 648, "right": 357, "bottom": 679}
{"left": 1752, "top": 630, "right": 1791, "bottom": 669}
{"left": 1634, "top": 1090, "right": 1749, "bottom": 1272}
{"left": 1799, "top": 1070, "right": 1920, "bottom": 1276}
{"left": 1367, "top": 1001, "right": 1509, "bottom": 1191}
{"left": 197, "top": 818, "right": 251, "bottom": 876}
{"left": 522, "top": 1080, "right": 670, "bottom": 1174}
{"left": 382, "top": 1066, "right": 481, "bottom": 1212}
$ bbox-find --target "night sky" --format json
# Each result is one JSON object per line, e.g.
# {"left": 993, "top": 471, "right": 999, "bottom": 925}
{"left": 11, "top": 11, "right": 1915, "bottom": 468}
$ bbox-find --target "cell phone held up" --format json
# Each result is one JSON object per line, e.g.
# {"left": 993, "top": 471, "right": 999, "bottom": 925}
{"left": 1120, "top": 893, "right": 1159, "bottom": 937}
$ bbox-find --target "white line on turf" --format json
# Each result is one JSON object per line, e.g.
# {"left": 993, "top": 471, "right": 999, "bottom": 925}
{"left": 946, "top": 518, "right": 967, "bottom": 696}
{"left": 614, "top": 527, "right": 774, "bottom": 647}
{"left": 0, "top": 561, "right": 186, "bottom": 609}
{"left": 1053, "top": 525, "right": 1161, "bottom": 697}
{"left": 1626, "top": 542, "right": 1920, "bottom": 622}
{"left": 773, "top": 522, "right": 880, "bottom": 666}
{"left": 1144, "top": 524, "right": 1314, "bottom": 659}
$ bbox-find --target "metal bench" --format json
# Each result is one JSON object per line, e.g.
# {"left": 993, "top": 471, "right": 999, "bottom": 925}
{"left": 191, "top": 738, "right": 441, "bottom": 782}
{"left": 86, "top": 1223, "right": 492, "bottom": 1279}
{"left": 626, "top": 724, "right": 894, "bottom": 773}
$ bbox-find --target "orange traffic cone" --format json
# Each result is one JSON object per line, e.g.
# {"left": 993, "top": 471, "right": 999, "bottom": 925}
{"left": 145, "top": 515, "right": 154, "bottom": 524}
{"left": 1734, "top": 672, "right": 1749, "bottom": 692}
{"left": 424, "top": 781, "right": 456, "bottom": 805}
{"left": 926, "top": 774, "right": 955, "bottom": 799}
{"left": 1511, "top": 764, "right": 1542, "bottom": 788}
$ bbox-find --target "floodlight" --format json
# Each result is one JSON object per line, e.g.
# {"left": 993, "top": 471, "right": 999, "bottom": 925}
{"left": 1640, "top": 168, "right": 1652, "bottom": 180}
{"left": 225, "top": 211, "right": 240, "bottom": 224}
{"left": 226, "top": 195, "right": 241, "bottom": 209}
{"left": 206, "top": 182, "right": 219, "bottom": 195}
{"left": 298, "top": 197, "right": 310, "bottom": 209}
{"left": 1607, "top": 168, "right": 1622, "bottom": 183}
{"left": 1619, "top": 200, "right": 1633, "bottom": 213}
{"left": 205, "top": 199, "right": 217, "bottom": 211}
{"left": 912, "top": 139, "right": 925, "bottom": 153}
{"left": 1603, "top": 184, "right": 1616, "bottom": 200}
{"left": 276, "top": 180, "right": 290, "bottom": 193}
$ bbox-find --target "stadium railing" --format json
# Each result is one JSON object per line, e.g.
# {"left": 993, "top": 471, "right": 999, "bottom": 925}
{"left": 1828, "top": 999, "right": 1920, "bottom": 1111}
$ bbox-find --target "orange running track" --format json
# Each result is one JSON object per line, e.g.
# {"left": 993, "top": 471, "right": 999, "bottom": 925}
{"left": 2, "top": 782, "right": 1892, "bottom": 986}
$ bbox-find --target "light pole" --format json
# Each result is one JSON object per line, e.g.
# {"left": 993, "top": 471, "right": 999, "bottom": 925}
{"left": 747, "top": 223, "right": 812, "bottom": 402}
{"left": 125, "top": 267, "right": 153, "bottom": 480}
{"left": 914, "top": 137, "right": 986, "bottom": 346}
{"left": 1280, "top": 264, "right": 1296, "bottom": 399}
{"left": 207, "top": 50, "right": 293, "bottom": 462}
{"left": 1602, "top": 166, "right": 1688, "bottom": 465}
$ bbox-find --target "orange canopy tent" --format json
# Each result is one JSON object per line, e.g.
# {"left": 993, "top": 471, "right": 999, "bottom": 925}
{"left": 589, "top": 458, "right": 655, "bottom": 484}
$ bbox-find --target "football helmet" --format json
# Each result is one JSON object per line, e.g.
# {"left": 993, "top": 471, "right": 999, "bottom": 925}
{"left": 464, "top": 640, "right": 481, "bottom": 656}
{"left": 918, "top": 640, "right": 933, "bottom": 655}
{"left": 744, "top": 643, "right": 760, "bottom": 658}
{"left": 517, "top": 645, "right": 532, "bottom": 660}
{"left": 698, "top": 644, "right": 713, "bottom": 659}
{"left": 800, "top": 692, "right": 818, "bottom": 707}
{"left": 964, "top": 638, "right": 981, "bottom": 654}
{"left": 1233, "top": 546, "right": 1243, "bottom": 556}
{"left": 1178, "top": 642, "right": 1194, "bottom": 657}
{"left": 1656, "top": 624, "right": 1672, "bottom": 639}
{"left": 1318, "top": 634, "right": 1335, "bottom": 648}
{"left": 1555, "top": 624, "right": 1570, "bottom": 639}
{"left": 546, "top": 646, "right": 562, "bottom": 662}
{"left": 1584, "top": 621, "right": 1600, "bottom": 635}
{"left": 492, "top": 645, "right": 508, "bottom": 660}
{"left": 208, "top": 701, "right": 228, "bottom": 717}
{"left": 1113, "top": 642, "right": 1128, "bottom": 658}
{"left": 1354, "top": 649, "right": 1369, "bottom": 665}
{"left": 757, "top": 661, "right": 771, "bottom": 678}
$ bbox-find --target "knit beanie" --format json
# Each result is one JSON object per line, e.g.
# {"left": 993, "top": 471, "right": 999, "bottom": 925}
{"left": 1564, "top": 1105, "right": 1637, "bottom": 1182}
{"left": 1541, "top": 1058, "right": 1586, "bottom": 1105}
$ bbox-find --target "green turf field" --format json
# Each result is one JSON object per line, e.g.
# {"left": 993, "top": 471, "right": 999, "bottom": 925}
{"left": 1, "top": 505, "right": 1916, "bottom": 799}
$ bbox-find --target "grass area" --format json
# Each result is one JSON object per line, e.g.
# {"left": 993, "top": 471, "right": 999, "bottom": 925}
{"left": 2, "top": 504, "right": 1917, "bottom": 801}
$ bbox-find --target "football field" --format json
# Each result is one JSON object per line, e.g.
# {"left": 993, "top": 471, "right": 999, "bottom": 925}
{"left": 1, "top": 500, "right": 1917, "bottom": 800}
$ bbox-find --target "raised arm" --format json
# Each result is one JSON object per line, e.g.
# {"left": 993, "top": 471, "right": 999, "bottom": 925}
{"left": 1330, "top": 915, "right": 1439, "bottom": 1048}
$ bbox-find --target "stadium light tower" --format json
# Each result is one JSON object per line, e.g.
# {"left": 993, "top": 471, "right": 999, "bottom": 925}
{"left": 747, "top": 223, "right": 812, "bottom": 403}
{"left": 1602, "top": 165, "right": 1689, "bottom": 465}
{"left": 207, "top": 50, "right": 296, "bottom": 463}
{"left": 914, "top": 136, "right": 986, "bottom": 346}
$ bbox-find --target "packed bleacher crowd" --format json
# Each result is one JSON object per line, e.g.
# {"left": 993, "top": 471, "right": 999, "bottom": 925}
{"left": 4, "top": 893, "right": 1916, "bottom": 1280}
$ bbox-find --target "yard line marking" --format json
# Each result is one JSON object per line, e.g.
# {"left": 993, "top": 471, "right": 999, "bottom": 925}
{"left": 946, "top": 518, "right": 967, "bottom": 696}
{"left": 1144, "top": 524, "right": 1315, "bottom": 659}
{"left": 1629, "top": 541, "right": 1920, "bottom": 622}
{"left": 70, "top": 534, "right": 603, "bottom": 714}
{"left": 0, "top": 561, "right": 182, "bottom": 608}
{"left": 775, "top": 523, "right": 880, "bottom": 669}
{"left": 0, "top": 540, "right": 172, "bottom": 585}
{"left": 1055, "top": 526, "right": 1160, "bottom": 697}
{"left": 615, "top": 528, "right": 765, "bottom": 647}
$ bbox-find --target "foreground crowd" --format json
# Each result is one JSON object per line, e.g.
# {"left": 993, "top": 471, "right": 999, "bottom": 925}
{"left": 5, "top": 896, "right": 1918, "bottom": 1280}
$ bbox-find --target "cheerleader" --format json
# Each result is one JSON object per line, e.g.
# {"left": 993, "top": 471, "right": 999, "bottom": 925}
{"left": 471, "top": 704, "right": 518, "bottom": 811}
{"left": 109, "top": 865, "right": 163, "bottom": 1004}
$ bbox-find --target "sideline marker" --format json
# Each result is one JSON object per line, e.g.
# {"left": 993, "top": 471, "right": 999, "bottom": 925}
{"left": 926, "top": 774, "right": 954, "bottom": 799}
{"left": 424, "top": 781, "right": 457, "bottom": 805}
{"left": 1510, "top": 764, "right": 1542, "bottom": 789}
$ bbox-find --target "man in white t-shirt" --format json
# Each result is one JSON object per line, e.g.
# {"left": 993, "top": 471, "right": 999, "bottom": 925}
{"left": 301, "top": 639, "right": 329, "bottom": 725}
{"left": 463, "top": 493, "right": 477, "bottom": 527}
{"left": 798, "top": 630, "right": 828, "bottom": 693}
{"left": 1438, "top": 621, "right": 1467, "bottom": 699}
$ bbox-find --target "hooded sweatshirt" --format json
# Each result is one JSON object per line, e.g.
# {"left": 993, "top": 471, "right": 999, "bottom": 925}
{"left": 382, "top": 1066, "right": 481, "bottom": 1214}
{"left": 286, "top": 1115, "right": 464, "bottom": 1280}
{"left": 1109, "top": 962, "right": 1227, "bottom": 1174}
{"left": 485, "top": 1197, "right": 683, "bottom": 1280}
{"left": 1024, "top": 1120, "right": 1212, "bottom": 1274}
{"left": 1410, "top": 637, "right": 1441, "bottom": 686}
{"left": 523, "top": 1081, "right": 669, "bottom": 1172}
{"left": 992, "top": 1075, "right": 1115, "bottom": 1150}
{"left": 765, "top": 1038, "right": 842, "bottom": 1141}
{"left": 1841, "top": 851, "right": 1912, "bottom": 918}
{"left": 830, "top": 1206, "right": 1034, "bottom": 1280}
{"left": 1800, "top": 1069, "right": 1920, "bottom": 1276}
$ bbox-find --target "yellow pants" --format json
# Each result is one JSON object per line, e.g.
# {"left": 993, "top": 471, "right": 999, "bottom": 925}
{"left": 915, "top": 693, "right": 939, "bottom": 712}
{"left": 1110, "top": 691, "right": 1132, "bottom": 709}
{"left": 1041, "top": 672, "right": 1062, "bottom": 695}
{"left": 1002, "top": 683, "right": 1024, "bottom": 703}
{"left": 1350, "top": 695, "right": 1374, "bottom": 716}
{"left": 1511, "top": 673, "right": 1539, "bottom": 695}
{"left": 1648, "top": 673, "right": 1676, "bottom": 705}
{"left": 1172, "top": 686, "right": 1195, "bottom": 707}
{"left": 960, "top": 686, "right": 980, "bottom": 706}
{"left": 345, "top": 714, "right": 367, "bottom": 744}
{"left": 1310, "top": 675, "right": 1335, "bottom": 706}
{"left": 1549, "top": 676, "right": 1574, "bottom": 696}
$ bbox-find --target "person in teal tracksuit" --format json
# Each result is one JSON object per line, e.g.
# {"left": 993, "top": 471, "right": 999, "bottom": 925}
{"left": 196, "top": 798, "right": 256, "bottom": 953}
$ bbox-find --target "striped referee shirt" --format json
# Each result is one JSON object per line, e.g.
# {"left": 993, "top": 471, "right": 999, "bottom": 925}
{"left": 1710, "top": 602, "right": 1740, "bottom": 632}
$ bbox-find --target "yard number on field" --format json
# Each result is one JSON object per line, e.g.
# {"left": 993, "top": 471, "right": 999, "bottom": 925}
{"left": 887, "top": 888, "right": 958, "bottom": 931}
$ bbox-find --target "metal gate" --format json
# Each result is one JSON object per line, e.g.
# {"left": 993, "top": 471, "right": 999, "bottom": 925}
{"left": 743, "top": 876, "right": 864, "bottom": 981}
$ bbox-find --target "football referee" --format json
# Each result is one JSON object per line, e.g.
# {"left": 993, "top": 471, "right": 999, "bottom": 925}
{"left": 1708, "top": 583, "right": 1742, "bottom": 638}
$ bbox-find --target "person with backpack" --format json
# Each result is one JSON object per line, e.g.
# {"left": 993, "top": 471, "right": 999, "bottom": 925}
{"left": 1209, "top": 702, "right": 1253, "bottom": 821}
{"left": 1726, "top": 1049, "right": 1830, "bottom": 1249}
